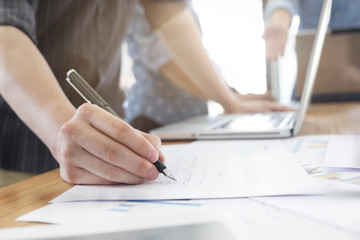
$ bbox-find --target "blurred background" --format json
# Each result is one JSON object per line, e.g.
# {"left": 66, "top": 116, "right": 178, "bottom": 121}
{"left": 121, "top": 0, "right": 270, "bottom": 115}
{"left": 192, "top": 0, "right": 267, "bottom": 95}
{"left": 1, "top": 0, "right": 270, "bottom": 188}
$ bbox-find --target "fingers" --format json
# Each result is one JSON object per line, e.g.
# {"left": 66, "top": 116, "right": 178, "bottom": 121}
{"left": 57, "top": 103, "right": 162, "bottom": 184}
{"left": 76, "top": 104, "right": 159, "bottom": 163}
{"left": 61, "top": 119, "right": 158, "bottom": 179}
{"left": 237, "top": 92, "right": 276, "bottom": 102}
{"left": 60, "top": 166, "right": 116, "bottom": 185}
{"left": 263, "top": 101, "right": 296, "bottom": 112}
{"left": 233, "top": 100, "right": 294, "bottom": 113}
{"left": 139, "top": 131, "right": 165, "bottom": 163}
{"left": 59, "top": 144, "right": 152, "bottom": 185}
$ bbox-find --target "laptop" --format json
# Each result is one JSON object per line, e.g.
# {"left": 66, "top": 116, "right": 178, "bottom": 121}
{"left": 296, "top": 28, "right": 360, "bottom": 102}
{"left": 150, "top": 0, "right": 332, "bottom": 140}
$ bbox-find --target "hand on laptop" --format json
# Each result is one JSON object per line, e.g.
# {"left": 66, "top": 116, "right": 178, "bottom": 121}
{"left": 227, "top": 88, "right": 293, "bottom": 112}
{"left": 226, "top": 99, "right": 295, "bottom": 113}
{"left": 234, "top": 90, "right": 276, "bottom": 102}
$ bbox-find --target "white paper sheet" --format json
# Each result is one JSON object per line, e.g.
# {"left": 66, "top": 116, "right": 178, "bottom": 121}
{"left": 16, "top": 196, "right": 360, "bottom": 240}
{"left": 324, "top": 135, "right": 360, "bottom": 169}
{"left": 280, "top": 135, "right": 330, "bottom": 167}
{"left": 8, "top": 211, "right": 246, "bottom": 240}
{"left": 254, "top": 179, "right": 360, "bottom": 235}
{"left": 17, "top": 199, "right": 245, "bottom": 225}
{"left": 14, "top": 138, "right": 360, "bottom": 240}
{"left": 52, "top": 140, "right": 322, "bottom": 202}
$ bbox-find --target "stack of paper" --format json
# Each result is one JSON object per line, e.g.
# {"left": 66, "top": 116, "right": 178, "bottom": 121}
{"left": 18, "top": 140, "right": 322, "bottom": 225}
{"left": 16, "top": 136, "right": 360, "bottom": 239}
{"left": 50, "top": 140, "right": 322, "bottom": 202}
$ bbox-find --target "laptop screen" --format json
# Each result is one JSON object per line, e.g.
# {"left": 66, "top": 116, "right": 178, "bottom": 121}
{"left": 292, "top": 0, "right": 332, "bottom": 136}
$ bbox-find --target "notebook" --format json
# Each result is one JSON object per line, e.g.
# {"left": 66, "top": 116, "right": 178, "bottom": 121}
{"left": 150, "top": 0, "right": 332, "bottom": 140}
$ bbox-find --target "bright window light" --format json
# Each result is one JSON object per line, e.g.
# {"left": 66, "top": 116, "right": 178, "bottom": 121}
{"left": 192, "top": 0, "right": 267, "bottom": 95}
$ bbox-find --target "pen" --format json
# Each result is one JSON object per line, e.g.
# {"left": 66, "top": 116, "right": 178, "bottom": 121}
{"left": 66, "top": 69, "right": 176, "bottom": 182}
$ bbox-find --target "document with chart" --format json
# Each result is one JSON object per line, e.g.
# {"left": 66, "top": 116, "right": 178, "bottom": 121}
{"left": 52, "top": 140, "right": 322, "bottom": 202}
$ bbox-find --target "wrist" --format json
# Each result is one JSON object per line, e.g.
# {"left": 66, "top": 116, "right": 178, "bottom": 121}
{"left": 48, "top": 104, "right": 76, "bottom": 161}
{"left": 219, "top": 94, "right": 238, "bottom": 114}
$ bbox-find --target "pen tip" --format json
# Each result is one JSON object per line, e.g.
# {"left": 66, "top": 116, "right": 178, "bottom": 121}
{"left": 170, "top": 176, "right": 177, "bottom": 182}
{"left": 163, "top": 169, "right": 177, "bottom": 182}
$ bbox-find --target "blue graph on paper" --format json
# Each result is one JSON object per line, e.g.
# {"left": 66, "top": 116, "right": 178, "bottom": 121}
{"left": 110, "top": 200, "right": 203, "bottom": 213}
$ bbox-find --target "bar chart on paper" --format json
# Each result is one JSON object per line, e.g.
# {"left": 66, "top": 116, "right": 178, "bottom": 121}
{"left": 306, "top": 167, "right": 360, "bottom": 185}
{"left": 281, "top": 135, "right": 329, "bottom": 166}
{"left": 110, "top": 200, "right": 203, "bottom": 213}
{"left": 281, "top": 135, "right": 360, "bottom": 186}
{"left": 17, "top": 200, "right": 204, "bottom": 224}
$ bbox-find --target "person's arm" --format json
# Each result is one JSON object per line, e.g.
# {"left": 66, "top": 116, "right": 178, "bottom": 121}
{"left": 159, "top": 60, "right": 207, "bottom": 99}
{"left": 263, "top": 0, "right": 300, "bottom": 60}
{"left": 126, "top": 1, "right": 207, "bottom": 100}
{"left": 263, "top": 9, "right": 292, "bottom": 60}
{"left": 160, "top": 59, "right": 277, "bottom": 103}
{"left": 0, "top": 25, "right": 163, "bottom": 185}
{"left": 142, "top": 2, "right": 292, "bottom": 113}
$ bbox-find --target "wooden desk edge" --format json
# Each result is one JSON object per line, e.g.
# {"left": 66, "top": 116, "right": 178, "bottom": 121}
{"left": 0, "top": 169, "right": 73, "bottom": 228}
{"left": 0, "top": 142, "right": 188, "bottom": 228}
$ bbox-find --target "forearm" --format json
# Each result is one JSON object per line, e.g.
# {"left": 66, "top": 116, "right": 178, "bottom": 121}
{"left": 0, "top": 26, "right": 75, "bottom": 157}
{"left": 151, "top": 8, "right": 238, "bottom": 112}
{"left": 136, "top": 1, "right": 207, "bottom": 101}
{"left": 159, "top": 59, "right": 208, "bottom": 100}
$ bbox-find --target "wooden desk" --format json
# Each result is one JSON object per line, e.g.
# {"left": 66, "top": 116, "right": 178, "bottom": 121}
{"left": 1, "top": 102, "right": 360, "bottom": 228}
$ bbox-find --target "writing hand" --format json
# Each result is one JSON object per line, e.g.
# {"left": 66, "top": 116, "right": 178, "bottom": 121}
{"left": 55, "top": 103, "right": 163, "bottom": 185}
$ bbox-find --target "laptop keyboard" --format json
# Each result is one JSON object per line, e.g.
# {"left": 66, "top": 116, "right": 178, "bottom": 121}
{"left": 217, "top": 112, "right": 295, "bottom": 130}
{"left": 266, "top": 112, "right": 291, "bottom": 127}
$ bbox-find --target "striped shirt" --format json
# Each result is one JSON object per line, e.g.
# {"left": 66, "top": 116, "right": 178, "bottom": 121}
{"left": 0, "top": 0, "right": 135, "bottom": 173}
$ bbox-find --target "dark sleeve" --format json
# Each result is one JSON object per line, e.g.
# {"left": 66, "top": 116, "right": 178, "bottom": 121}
{"left": 0, "top": 0, "right": 39, "bottom": 44}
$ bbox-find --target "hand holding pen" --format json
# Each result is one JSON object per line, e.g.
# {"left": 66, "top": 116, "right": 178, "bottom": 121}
{"left": 60, "top": 69, "right": 176, "bottom": 185}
